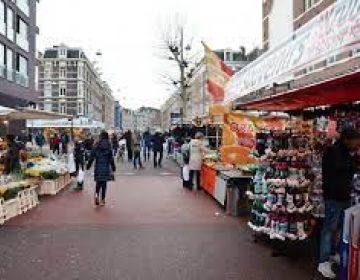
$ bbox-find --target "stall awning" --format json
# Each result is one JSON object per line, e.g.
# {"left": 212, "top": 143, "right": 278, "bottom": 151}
{"left": 238, "top": 71, "right": 360, "bottom": 112}
{"left": 0, "top": 106, "right": 72, "bottom": 120}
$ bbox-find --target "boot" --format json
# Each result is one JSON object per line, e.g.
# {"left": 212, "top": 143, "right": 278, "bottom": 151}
{"left": 297, "top": 221, "right": 307, "bottom": 240}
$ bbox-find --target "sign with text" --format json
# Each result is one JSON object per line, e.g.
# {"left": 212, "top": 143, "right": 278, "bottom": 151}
{"left": 226, "top": 0, "right": 360, "bottom": 103}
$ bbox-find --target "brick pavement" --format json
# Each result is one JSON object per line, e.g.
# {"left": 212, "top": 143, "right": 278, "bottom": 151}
{"left": 0, "top": 158, "right": 316, "bottom": 280}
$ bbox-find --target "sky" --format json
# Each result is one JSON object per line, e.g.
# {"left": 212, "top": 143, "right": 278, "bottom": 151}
{"left": 38, "top": 0, "right": 262, "bottom": 109}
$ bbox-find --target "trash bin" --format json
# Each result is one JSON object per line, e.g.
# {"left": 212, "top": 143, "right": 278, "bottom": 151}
{"left": 220, "top": 171, "right": 253, "bottom": 217}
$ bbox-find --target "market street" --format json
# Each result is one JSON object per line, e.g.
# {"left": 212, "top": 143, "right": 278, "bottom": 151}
{"left": 0, "top": 158, "right": 314, "bottom": 280}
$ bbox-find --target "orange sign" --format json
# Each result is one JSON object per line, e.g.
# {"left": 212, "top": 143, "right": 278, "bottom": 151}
{"left": 221, "top": 113, "right": 287, "bottom": 164}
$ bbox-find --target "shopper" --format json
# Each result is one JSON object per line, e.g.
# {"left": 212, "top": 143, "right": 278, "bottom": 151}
{"left": 318, "top": 128, "right": 360, "bottom": 279}
{"left": 132, "top": 131, "right": 143, "bottom": 169}
{"left": 35, "top": 131, "right": 45, "bottom": 152}
{"left": 60, "top": 132, "right": 70, "bottom": 154}
{"left": 51, "top": 133, "right": 61, "bottom": 155}
{"left": 111, "top": 133, "right": 119, "bottom": 157}
{"left": 86, "top": 131, "right": 116, "bottom": 206}
{"left": 84, "top": 135, "right": 94, "bottom": 161}
{"left": 74, "top": 136, "right": 86, "bottom": 175}
{"left": 142, "top": 128, "right": 152, "bottom": 161}
{"left": 189, "top": 132, "right": 206, "bottom": 191}
{"left": 124, "top": 130, "right": 133, "bottom": 162}
{"left": 3, "top": 134, "right": 21, "bottom": 175}
{"left": 152, "top": 131, "right": 165, "bottom": 168}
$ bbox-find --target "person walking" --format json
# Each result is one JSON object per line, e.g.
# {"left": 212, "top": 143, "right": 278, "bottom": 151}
{"left": 152, "top": 131, "right": 165, "bottom": 168}
{"left": 142, "top": 128, "right": 152, "bottom": 161}
{"left": 317, "top": 128, "right": 360, "bottom": 279}
{"left": 124, "top": 130, "right": 133, "bottom": 162}
{"left": 35, "top": 131, "right": 45, "bottom": 152}
{"left": 188, "top": 132, "right": 206, "bottom": 191}
{"left": 111, "top": 133, "right": 119, "bottom": 157}
{"left": 51, "top": 133, "right": 61, "bottom": 155}
{"left": 74, "top": 136, "right": 86, "bottom": 175}
{"left": 60, "top": 132, "right": 70, "bottom": 154}
{"left": 86, "top": 131, "right": 116, "bottom": 206}
{"left": 132, "top": 131, "right": 143, "bottom": 169}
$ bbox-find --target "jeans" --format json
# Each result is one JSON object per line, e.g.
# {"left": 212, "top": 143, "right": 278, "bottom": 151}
{"left": 319, "top": 199, "right": 350, "bottom": 263}
{"left": 153, "top": 150, "right": 163, "bottom": 167}
{"left": 189, "top": 170, "right": 201, "bottom": 191}
{"left": 52, "top": 144, "right": 60, "bottom": 155}
{"left": 127, "top": 148, "right": 133, "bottom": 161}
{"left": 133, "top": 150, "right": 143, "bottom": 169}
{"left": 143, "top": 145, "right": 151, "bottom": 161}
{"left": 95, "top": 181, "right": 107, "bottom": 200}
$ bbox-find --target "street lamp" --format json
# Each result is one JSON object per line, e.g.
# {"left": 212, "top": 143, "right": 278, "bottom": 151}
{"left": 3, "top": 120, "right": 9, "bottom": 135}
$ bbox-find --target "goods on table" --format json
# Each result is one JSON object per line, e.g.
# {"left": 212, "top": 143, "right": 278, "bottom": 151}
{"left": 247, "top": 130, "right": 314, "bottom": 241}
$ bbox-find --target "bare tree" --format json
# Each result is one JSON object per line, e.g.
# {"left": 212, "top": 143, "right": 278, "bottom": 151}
{"left": 157, "top": 16, "right": 200, "bottom": 126}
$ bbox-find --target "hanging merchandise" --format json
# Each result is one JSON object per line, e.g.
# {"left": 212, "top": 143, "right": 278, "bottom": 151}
{"left": 247, "top": 130, "right": 314, "bottom": 241}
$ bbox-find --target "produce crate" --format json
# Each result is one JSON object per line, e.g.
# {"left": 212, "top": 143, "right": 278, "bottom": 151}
{"left": 39, "top": 180, "right": 58, "bottom": 195}
{"left": 19, "top": 187, "right": 39, "bottom": 213}
{"left": 3, "top": 197, "right": 21, "bottom": 222}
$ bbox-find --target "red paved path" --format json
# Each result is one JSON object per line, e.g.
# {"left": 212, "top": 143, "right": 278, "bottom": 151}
{"left": 0, "top": 159, "right": 315, "bottom": 280}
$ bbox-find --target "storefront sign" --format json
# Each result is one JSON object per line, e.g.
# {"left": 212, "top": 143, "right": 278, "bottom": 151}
{"left": 226, "top": 0, "right": 360, "bottom": 103}
{"left": 221, "top": 113, "right": 287, "bottom": 164}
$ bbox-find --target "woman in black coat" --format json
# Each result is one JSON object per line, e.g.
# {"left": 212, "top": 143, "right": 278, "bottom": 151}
{"left": 86, "top": 131, "right": 116, "bottom": 206}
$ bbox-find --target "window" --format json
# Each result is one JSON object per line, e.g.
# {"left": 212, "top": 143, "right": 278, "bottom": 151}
{"left": 16, "top": 0, "right": 29, "bottom": 17}
{"left": 16, "top": 16, "right": 28, "bottom": 51}
{"left": 60, "top": 103, "right": 66, "bottom": 114}
{"left": 15, "top": 54, "right": 28, "bottom": 86}
{"left": 0, "top": 1, "right": 5, "bottom": 35}
{"left": 59, "top": 67, "right": 66, "bottom": 78}
{"left": 6, "top": 48, "right": 13, "bottom": 81}
{"left": 78, "top": 102, "right": 84, "bottom": 115}
{"left": 78, "top": 82, "right": 84, "bottom": 97}
{"left": 59, "top": 48, "right": 67, "bottom": 58}
{"left": 44, "top": 102, "right": 52, "bottom": 112}
{"left": 0, "top": 43, "right": 4, "bottom": 77}
{"left": 326, "top": 55, "right": 336, "bottom": 65}
{"left": 59, "top": 81, "right": 66, "bottom": 96}
{"left": 6, "top": 8, "right": 14, "bottom": 41}
{"left": 225, "top": 52, "right": 231, "bottom": 61}
{"left": 304, "top": 0, "right": 317, "bottom": 12}
{"left": 352, "top": 48, "right": 360, "bottom": 57}
{"left": 44, "top": 81, "right": 52, "bottom": 97}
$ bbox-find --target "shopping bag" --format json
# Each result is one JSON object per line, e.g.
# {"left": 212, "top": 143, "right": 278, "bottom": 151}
{"left": 77, "top": 169, "right": 85, "bottom": 183}
{"left": 67, "top": 153, "right": 76, "bottom": 175}
{"left": 182, "top": 165, "right": 190, "bottom": 181}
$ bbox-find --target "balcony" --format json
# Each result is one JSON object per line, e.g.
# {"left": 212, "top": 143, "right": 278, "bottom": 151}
{"left": 16, "top": 33, "right": 29, "bottom": 52}
{"left": 15, "top": 71, "right": 28, "bottom": 87}
{"left": 16, "top": 0, "right": 30, "bottom": 17}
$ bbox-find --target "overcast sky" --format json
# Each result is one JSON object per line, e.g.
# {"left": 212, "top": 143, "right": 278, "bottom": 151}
{"left": 38, "top": 0, "right": 262, "bottom": 109}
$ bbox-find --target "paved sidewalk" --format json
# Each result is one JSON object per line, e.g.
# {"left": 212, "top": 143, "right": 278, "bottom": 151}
{"left": 0, "top": 158, "right": 315, "bottom": 280}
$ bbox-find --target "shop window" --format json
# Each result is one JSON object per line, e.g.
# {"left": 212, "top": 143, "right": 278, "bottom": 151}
{"left": 326, "top": 55, "right": 336, "bottom": 65}
{"left": 352, "top": 48, "right": 360, "bottom": 57}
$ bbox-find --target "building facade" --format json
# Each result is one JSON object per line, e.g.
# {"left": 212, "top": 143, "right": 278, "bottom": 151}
{"left": 0, "top": 0, "right": 38, "bottom": 108}
{"left": 114, "top": 100, "right": 122, "bottom": 130}
{"left": 38, "top": 44, "right": 115, "bottom": 129}
{"left": 121, "top": 107, "right": 134, "bottom": 132}
{"left": 134, "top": 106, "right": 161, "bottom": 132}
{"left": 160, "top": 92, "right": 183, "bottom": 131}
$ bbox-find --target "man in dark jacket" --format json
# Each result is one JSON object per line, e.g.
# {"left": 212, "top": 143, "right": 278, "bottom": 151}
{"left": 152, "top": 131, "right": 165, "bottom": 168}
{"left": 86, "top": 131, "right": 116, "bottom": 206}
{"left": 124, "top": 130, "right": 133, "bottom": 162}
{"left": 318, "top": 128, "right": 360, "bottom": 279}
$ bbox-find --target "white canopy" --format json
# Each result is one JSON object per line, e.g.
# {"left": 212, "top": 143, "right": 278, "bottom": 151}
{"left": 0, "top": 106, "right": 72, "bottom": 120}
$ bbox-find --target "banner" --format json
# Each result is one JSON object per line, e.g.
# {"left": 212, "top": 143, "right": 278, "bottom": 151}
{"left": 203, "top": 43, "right": 234, "bottom": 104}
{"left": 226, "top": 0, "right": 360, "bottom": 103}
{"left": 221, "top": 113, "right": 286, "bottom": 164}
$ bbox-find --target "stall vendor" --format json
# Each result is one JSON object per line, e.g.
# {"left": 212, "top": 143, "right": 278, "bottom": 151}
{"left": 318, "top": 128, "right": 360, "bottom": 279}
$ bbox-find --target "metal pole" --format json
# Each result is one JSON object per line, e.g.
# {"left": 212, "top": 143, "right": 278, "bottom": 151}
{"left": 216, "top": 124, "right": 219, "bottom": 150}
